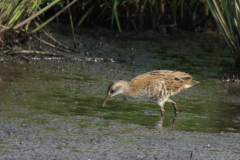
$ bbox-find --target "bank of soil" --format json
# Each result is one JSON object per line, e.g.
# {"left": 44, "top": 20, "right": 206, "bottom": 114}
{"left": 1, "top": 104, "right": 240, "bottom": 159}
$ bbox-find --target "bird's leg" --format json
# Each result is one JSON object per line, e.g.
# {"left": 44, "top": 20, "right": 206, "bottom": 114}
{"left": 161, "top": 109, "right": 165, "bottom": 117}
{"left": 168, "top": 99, "right": 178, "bottom": 116}
{"left": 157, "top": 102, "right": 165, "bottom": 117}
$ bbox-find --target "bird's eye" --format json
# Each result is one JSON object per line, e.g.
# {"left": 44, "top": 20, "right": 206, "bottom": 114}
{"left": 110, "top": 89, "right": 114, "bottom": 93}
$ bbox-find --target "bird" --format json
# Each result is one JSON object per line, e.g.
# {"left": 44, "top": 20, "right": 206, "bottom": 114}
{"left": 102, "top": 70, "right": 199, "bottom": 116}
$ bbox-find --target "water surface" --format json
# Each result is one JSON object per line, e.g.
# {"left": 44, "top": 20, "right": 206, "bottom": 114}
{"left": 1, "top": 28, "right": 240, "bottom": 133}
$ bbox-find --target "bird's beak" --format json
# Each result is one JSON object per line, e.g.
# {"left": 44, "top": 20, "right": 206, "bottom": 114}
{"left": 102, "top": 94, "right": 111, "bottom": 108}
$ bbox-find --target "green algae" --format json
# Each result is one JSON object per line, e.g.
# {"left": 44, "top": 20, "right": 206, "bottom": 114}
{"left": 56, "top": 144, "right": 77, "bottom": 149}
{"left": 1, "top": 64, "right": 240, "bottom": 133}
{"left": 0, "top": 63, "right": 237, "bottom": 132}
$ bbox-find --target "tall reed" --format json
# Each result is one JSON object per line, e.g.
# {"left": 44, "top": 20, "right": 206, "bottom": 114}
{"left": 206, "top": 0, "right": 240, "bottom": 70}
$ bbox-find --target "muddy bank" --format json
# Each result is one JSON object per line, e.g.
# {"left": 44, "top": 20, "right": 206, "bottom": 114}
{"left": 1, "top": 104, "right": 240, "bottom": 160}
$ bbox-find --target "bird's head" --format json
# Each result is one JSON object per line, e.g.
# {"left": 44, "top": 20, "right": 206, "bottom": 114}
{"left": 101, "top": 81, "right": 128, "bottom": 108}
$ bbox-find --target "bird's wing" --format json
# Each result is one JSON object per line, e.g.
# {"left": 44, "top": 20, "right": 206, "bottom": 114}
{"left": 131, "top": 70, "right": 193, "bottom": 92}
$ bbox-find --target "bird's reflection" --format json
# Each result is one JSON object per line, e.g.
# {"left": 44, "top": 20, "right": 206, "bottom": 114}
{"left": 154, "top": 116, "right": 177, "bottom": 131}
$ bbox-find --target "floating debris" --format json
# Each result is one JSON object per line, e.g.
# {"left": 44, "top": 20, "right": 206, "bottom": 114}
{"left": 73, "top": 57, "right": 114, "bottom": 63}
{"left": 220, "top": 74, "right": 240, "bottom": 84}
{"left": 207, "top": 144, "right": 212, "bottom": 148}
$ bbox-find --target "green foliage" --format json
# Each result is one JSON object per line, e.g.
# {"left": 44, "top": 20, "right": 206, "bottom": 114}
{"left": 0, "top": 0, "right": 39, "bottom": 26}
{"left": 77, "top": 5, "right": 94, "bottom": 26}
{"left": 206, "top": 0, "right": 240, "bottom": 69}
{"left": 39, "top": 0, "right": 209, "bottom": 32}
{"left": 0, "top": 0, "right": 74, "bottom": 35}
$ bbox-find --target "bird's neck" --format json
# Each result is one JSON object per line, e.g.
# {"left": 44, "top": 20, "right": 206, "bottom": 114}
{"left": 118, "top": 80, "right": 130, "bottom": 91}
{"left": 118, "top": 80, "right": 136, "bottom": 99}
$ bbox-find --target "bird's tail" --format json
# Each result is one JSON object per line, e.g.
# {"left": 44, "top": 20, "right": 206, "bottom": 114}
{"left": 184, "top": 80, "right": 200, "bottom": 89}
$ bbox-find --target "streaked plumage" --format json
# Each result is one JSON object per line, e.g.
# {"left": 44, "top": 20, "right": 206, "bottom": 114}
{"left": 102, "top": 70, "right": 199, "bottom": 115}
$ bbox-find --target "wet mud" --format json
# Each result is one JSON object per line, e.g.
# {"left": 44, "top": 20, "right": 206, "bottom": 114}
{"left": 1, "top": 111, "right": 240, "bottom": 159}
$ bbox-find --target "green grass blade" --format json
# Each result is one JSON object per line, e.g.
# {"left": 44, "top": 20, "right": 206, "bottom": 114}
{"left": 14, "top": 0, "right": 61, "bottom": 31}
{"left": 113, "top": 0, "right": 122, "bottom": 32}
{"left": 77, "top": 5, "right": 94, "bottom": 27}
{"left": 32, "top": 0, "right": 76, "bottom": 33}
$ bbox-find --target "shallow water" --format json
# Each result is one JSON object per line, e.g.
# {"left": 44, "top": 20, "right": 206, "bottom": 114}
{"left": 0, "top": 31, "right": 239, "bottom": 134}
{"left": 1, "top": 26, "right": 240, "bottom": 135}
